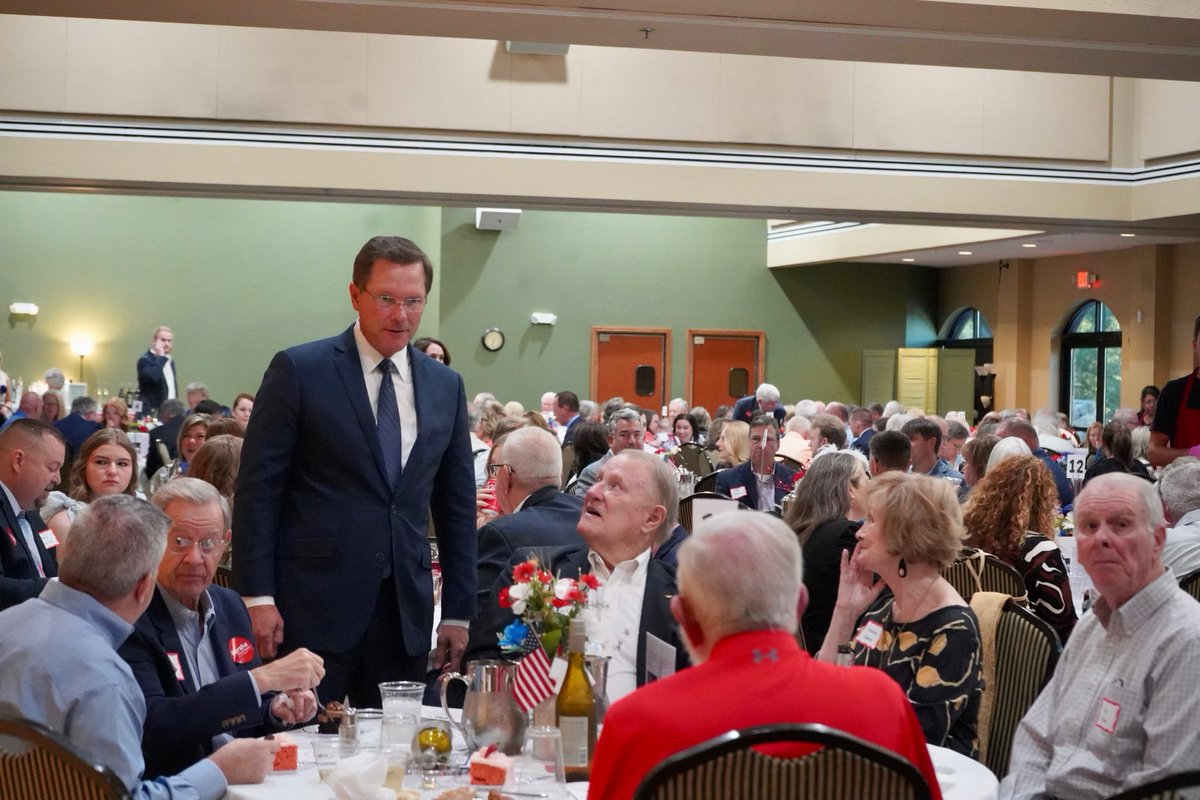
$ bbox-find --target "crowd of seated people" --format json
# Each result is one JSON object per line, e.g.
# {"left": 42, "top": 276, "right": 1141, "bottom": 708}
{"left": 6, "top": 340, "right": 1200, "bottom": 800}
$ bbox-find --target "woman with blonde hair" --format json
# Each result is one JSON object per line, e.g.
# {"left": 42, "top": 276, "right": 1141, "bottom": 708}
{"left": 819, "top": 472, "right": 983, "bottom": 756}
{"left": 102, "top": 397, "right": 131, "bottom": 431}
{"left": 715, "top": 420, "right": 750, "bottom": 467}
{"left": 963, "top": 454, "right": 1077, "bottom": 642}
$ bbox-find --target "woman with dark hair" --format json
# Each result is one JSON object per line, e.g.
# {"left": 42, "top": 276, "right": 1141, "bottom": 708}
{"left": 414, "top": 336, "right": 451, "bottom": 366}
{"left": 963, "top": 455, "right": 1077, "bottom": 642}
{"left": 784, "top": 451, "right": 869, "bottom": 653}
{"left": 959, "top": 433, "right": 1000, "bottom": 493}
{"left": 670, "top": 413, "right": 699, "bottom": 446}
{"left": 41, "top": 428, "right": 140, "bottom": 543}
{"left": 1138, "top": 384, "right": 1159, "bottom": 427}
{"left": 567, "top": 421, "right": 609, "bottom": 485}
{"left": 1083, "top": 419, "right": 1153, "bottom": 486}
{"left": 819, "top": 472, "right": 982, "bottom": 756}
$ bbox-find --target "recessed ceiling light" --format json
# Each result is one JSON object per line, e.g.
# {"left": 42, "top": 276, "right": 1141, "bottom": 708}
{"left": 1120, "top": 233, "right": 1136, "bottom": 238}
{"left": 902, "top": 258, "right": 915, "bottom": 262}
{"left": 958, "top": 251, "right": 973, "bottom": 256}
{"left": 1022, "top": 243, "right": 1037, "bottom": 248}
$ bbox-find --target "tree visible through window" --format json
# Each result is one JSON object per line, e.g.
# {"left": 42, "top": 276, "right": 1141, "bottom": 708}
{"left": 1060, "top": 301, "right": 1121, "bottom": 431}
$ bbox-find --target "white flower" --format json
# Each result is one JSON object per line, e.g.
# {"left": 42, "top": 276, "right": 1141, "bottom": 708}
{"left": 512, "top": 599, "right": 527, "bottom": 616}
{"left": 509, "top": 583, "right": 530, "bottom": 601}
{"left": 554, "top": 578, "right": 575, "bottom": 600}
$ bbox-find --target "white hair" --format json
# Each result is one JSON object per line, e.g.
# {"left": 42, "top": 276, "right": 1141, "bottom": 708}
{"left": 885, "top": 413, "right": 913, "bottom": 432}
{"left": 793, "top": 399, "right": 820, "bottom": 417}
{"left": 499, "top": 426, "right": 562, "bottom": 488}
{"left": 1160, "top": 458, "right": 1200, "bottom": 523}
{"left": 986, "top": 436, "right": 1033, "bottom": 472}
{"left": 883, "top": 400, "right": 905, "bottom": 417}
{"left": 755, "top": 383, "right": 781, "bottom": 403}
{"left": 678, "top": 512, "right": 802, "bottom": 640}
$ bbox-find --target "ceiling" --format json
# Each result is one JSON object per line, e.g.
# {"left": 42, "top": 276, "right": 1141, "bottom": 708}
{"left": 4, "top": 0, "right": 1200, "bottom": 266}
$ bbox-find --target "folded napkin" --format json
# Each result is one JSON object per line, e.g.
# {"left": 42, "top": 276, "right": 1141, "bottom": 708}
{"left": 326, "top": 751, "right": 395, "bottom": 800}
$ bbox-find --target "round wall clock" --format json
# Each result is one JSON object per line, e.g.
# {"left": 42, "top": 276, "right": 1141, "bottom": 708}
{"left": 482, "top": 328, "right": 505, "bottom": 352}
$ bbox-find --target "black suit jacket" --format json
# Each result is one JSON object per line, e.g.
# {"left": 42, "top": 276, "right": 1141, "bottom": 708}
{"left": 0, "top": 485, "right": 52, "bottom": 609}
{"left": 137, "top": 351, "right": 176, "bottom": 415}
{"left": 560, "top": 416, "right": 583, "bottom": 446}
{"left": 730, "top": 396, "right": 786, "bottom": 426}
{"left": 233, "top": 326, "right": 476, "bottom": 656}
{"left": 145, "top": 415, "right": 184, "bottom": 478}
{"left": 117, "top": 585, "right": 277, "bottom": 779}
{"left": 475, "top": 486, "right": 584, "bottom": 616}
{"left": 714, "top": 462, "right": 798, "bottom": 509}
{"left": 465, "top": 543, "right": 689, "bottom": 687}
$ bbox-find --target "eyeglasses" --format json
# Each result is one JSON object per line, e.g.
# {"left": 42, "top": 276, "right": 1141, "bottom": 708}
{"left": 749, "top": 436, "right": 779, "bottom": 444}
{"left": 359, "top": 287, "right": 427, "bottom": 314}
{"left": 167, "top": 536, "right": 223, "bottom": 555}
{"left": 486, "top": 463, "right": 512, "bottom": 478}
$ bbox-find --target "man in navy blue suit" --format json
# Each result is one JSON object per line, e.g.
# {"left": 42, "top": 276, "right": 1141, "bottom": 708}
{"left": 54, "top": 396, "right": 102, "bottom": 461}
{"left": 233, "top": 236, "right": 476, "bottom": 707}
{"left": 715, "top": 415, "right": 798, "bottom": 510}
{"left": 730, "top": 383, "right": 786, "bottom": 426}
{"left": 0, "top": 419, "right": 64, "bottom": 608}
{"left": 120, "top": 478, "right": 324, "bottom": 778}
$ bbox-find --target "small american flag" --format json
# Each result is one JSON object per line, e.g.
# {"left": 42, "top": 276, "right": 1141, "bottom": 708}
{"left": 512, "top": 629, "right": 554, "bottom": 712}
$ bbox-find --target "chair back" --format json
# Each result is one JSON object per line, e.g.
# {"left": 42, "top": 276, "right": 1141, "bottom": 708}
{"left": 635, "top": 722, "right": 933, "bottom": 800}
{"left": 560, "top": 443, "right": 575, "bottom": 487}
{"left": 0, "top": 717, "right": 131, "bottom": 800}
{"left": 213, "top": 565, "right": 234, "bottom": 589}
{"left": 694, "top": 469, "right": 723, "bottom": 495}
{"left": 942, "top": 547, "right": 1027, "bottom": 604}
{"left": 678, "top": 492, "right": 734, "bottom": 534}
{"left": 1177, "top": 568, "right": 1200, "bottom": 603}
{"left": 676, "top": 442, "right": 714, "bottom": 477}
{"left": 968, "top": 593, "right": 1060, "bottom": 777}
{"left": 1105, "top": 771, "right": 1200, "bottom": 800}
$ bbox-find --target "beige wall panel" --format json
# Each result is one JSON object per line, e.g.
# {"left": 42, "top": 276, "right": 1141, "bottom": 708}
{"left": 1139, "top": 79, "right": 1200, "bottom": 162}
{"left": 368, "top": 35, "right": 511, "bottom": 132}
{"left": 219, "top": 27, "right": 367, "bottom": 125}
{"left": 1168, "top": 242, "right": 1200, "bottom": 375}
{"left": 718, "top": 55, "right": 853, "bottom": 147}
{"left": 0, "top": 15, "right": 67, "bottom": 112}
{"left": 853, "top": 63, "right": 983, "bottom": 155}
{"left": 509, "top": 48, "right": 581, "bottom": 135}
{"left": 939, "top": 263, "right": 1000, "bottom": 337}
{"left": 579, "top": 47, "right": 721, "bottom": 142}
{"left": 65, "top": 18, "right": 218, "bottom": 118}
{"left": 981, "top": 72, "right": 1110, "bottom": 161}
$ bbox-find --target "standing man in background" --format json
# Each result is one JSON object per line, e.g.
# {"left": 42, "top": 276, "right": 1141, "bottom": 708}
{"left": 1150, "top": 314, "right": 1200, "bottom": 467}
{"left": 233, "top": 236, "right": 476, "bottom": 707}
{"left": 137, "top": 326, "right": 177, "bottom": 417}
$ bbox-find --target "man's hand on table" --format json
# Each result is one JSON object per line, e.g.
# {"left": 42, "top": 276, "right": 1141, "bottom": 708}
{"left": 270, "top": 689, "right": 319, "bottom": 726}
{"left": 209, "top": 737, "right": 280, "bottom": 785}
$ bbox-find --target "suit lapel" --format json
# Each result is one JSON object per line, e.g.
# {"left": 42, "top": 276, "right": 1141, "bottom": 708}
{"left": 332, "top": 327, "right": 390, "bottom": 490}
{"left": 741, "top": 463, "right": 759, "bottom": 509}
{"left": 0, "top": 490, "right": 35, "bottom": 572}
{"left": 147, "top": 590, "right": 198, "bottom": 694}
{"left": 637, "top": 559, "right": 679, "bottom": 685}
{"left": 22, "top": 511, "right": 56, "bottom": 577}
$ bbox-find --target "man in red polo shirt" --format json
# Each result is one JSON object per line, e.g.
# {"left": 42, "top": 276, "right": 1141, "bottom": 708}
{"left": 1150, "top": 315, "right": 1200, "bottom": 467}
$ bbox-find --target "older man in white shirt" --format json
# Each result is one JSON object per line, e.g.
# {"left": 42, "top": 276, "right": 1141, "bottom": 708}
{"left": 1160, "top": 457, "right": 1200, "bottom": 577}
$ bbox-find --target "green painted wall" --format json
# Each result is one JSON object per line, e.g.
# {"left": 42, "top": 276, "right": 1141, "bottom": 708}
{"left": 0, "top": 192, "right": 937, "bottom": 411}
{"left": 0, "top": 191, "right": 441, "bottom": 405}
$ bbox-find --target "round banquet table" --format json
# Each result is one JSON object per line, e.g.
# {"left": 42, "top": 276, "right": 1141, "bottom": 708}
{"left": 224, "top": 714, "right": 997, "bottom": 800}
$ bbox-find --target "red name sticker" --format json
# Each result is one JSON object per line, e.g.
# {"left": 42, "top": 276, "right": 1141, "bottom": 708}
{"left": 167, "top": 652, "right": 184, "bottom": 682}
{"left": 1096, "top": 697, "right": 1121, "bottom": 734}
{"left": 228, "top": 636, "right": 255, "bottom": 664}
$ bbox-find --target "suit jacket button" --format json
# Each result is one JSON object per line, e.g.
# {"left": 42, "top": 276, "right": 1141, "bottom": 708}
{"left": 375, "top": 553, "right": 386, "bottom": 563}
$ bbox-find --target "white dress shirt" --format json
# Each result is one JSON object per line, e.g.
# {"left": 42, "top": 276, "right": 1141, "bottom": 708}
{"left": 583, "top": 548, "right": 650, "bottom": 705}
{"left": 352, "top": 323, "right": 417, "bottom": 469}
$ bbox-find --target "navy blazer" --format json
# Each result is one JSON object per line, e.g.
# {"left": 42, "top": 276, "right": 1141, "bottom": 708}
{"left": 0, "top": 486, "right": 52, "bottom": 610}
{"left": 54, "top": 413, "right": 101, "bottom": 459}
{"left": 475, "top": 486, "right": 584, "bottom": 616}
{"left": 730, "top": 396, "right": 786, "bottom": 426}
{"left": 137, "top": 351, "right": 176, "bottom": 415}
{"left": 714, "top": 462, "right": 798, "bottom": 510}
{"left": 233, "top": 326, "right": 477, "bottom": 655}
{"left": 464, "top": 543, "right": 689, "bottom": 688}
{"left": 118, "top": 585, "right": 275, "bottom": 779}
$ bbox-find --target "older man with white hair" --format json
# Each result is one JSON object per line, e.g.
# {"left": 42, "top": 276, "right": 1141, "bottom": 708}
{"left": 1159, "top": 457, "right": 1200, "bottom": 577}
{"left": 731, "top": 382, "right": 785, "bottom": 426}
{"left": 1001, "top": 473, "right": 1200, "bottom": 799}
{"left": 587, "top": 511, "right": 938, "bottom": 800}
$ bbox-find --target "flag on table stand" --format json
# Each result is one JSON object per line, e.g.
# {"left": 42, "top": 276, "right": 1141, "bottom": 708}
{"left": 512, "top": 630, "right": 554, "bottom": 712}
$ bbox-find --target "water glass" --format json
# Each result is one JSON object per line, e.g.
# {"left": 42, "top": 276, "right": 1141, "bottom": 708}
{"left": 311, "top": 736, "right": 356, "bottom": 782}
{"left": 513, "top": 726, "right": 568, "bottom": 798}
{"left": 379, "top": 680, "right": 424, "bottom": 751}
{"left": 356, "top": 708, "right": 384, "bottom": 752}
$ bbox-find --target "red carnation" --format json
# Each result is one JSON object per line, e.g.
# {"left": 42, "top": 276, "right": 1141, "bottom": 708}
{"left": 498, "top": 586, "right": 512, "bottom": 608}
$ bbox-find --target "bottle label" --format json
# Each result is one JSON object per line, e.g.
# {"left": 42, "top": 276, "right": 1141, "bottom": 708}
{"left": 559, "top": 715, "right": 590, "bottom": 768}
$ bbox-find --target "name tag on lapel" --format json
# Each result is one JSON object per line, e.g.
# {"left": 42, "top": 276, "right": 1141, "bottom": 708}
{"left": 166, "top": 652, "right": 185, "bottom": 682}
{"left": 38, "top": 528, "right": 59, "bottom": 549}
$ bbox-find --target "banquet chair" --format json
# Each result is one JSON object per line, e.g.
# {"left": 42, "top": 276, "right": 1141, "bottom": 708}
{"left": 678, "top": 492, "right": 729, "bottom": 534}
{"left": 676, "top": 442, "right": 714, "bottom": 477}
{"left": 694, "top": 470, "right": 724, "bottom": 495}
{"left": 1105, "top": 771, "right": 1200, "bottom": 800}
{"left": 560, "top": 443, "right": 575, "bottom": 487}
{"left": 1177, "top": 567, "right": 1200, "bottom": 603}
{"left": 0, "top": 717, "right": 131, "bottom": 800}
{"left": 634, "top": 722, "right": 933, "bottom": 800}
{"left": 969, "top": 593, "right": 1060, "bottom": 777}
{"left": 213, "top": 565, "right": 234, "bottom": 589}
{"left": 941, "top": 547, "right": 1028, "bottom": 604}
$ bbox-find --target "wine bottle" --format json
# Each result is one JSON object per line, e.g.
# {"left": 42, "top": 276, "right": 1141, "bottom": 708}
{"left": 556, "top": 617, "right": 597, "bottom": 781}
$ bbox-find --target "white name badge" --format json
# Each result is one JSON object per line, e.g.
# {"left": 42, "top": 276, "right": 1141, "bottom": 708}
{"left": 730, "top": 486, "right": 748, "bottom": 500}
{"left": 38, "top": 529, "right": 59, "bottom": 549}
{"left": 1096, "top": 697, "right": 1121, "bottom": 734}
{"left": 645, "top": 632, "right": 677, "bottom": 683}
{"left": 167, "top": 652, "right": 185, "bottom": 682}
{"left": 854, "top": 620, "right": 884, "bottom": 649}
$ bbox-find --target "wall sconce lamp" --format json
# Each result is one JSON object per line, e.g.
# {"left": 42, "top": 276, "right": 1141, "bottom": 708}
{"left": 8, "top": 302, "right": 38, "bottom": 328}
{"left": 71, "top": 338, "right": 94, "bottom": 383}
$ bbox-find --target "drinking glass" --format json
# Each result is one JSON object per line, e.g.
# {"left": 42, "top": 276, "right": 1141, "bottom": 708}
{"left": 356, "top": 708, "right": 384, "bottom": 752}
{"left": 512, "top": 726, "right": 568, "bottom": 798}
{"left": 311, "top": 736, "right": 356, "bottom": 782}
{"left": 378, "top": 680, "right": 424, "bottom": 752}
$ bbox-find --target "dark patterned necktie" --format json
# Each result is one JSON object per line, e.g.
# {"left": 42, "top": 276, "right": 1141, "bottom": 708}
{"left": 377, "top": 358, "right": 402, "bottom": 488}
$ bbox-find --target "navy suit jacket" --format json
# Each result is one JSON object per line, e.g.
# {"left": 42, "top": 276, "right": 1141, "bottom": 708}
{"left": 730, "top": 396, "right": 786, "bottom": 426}
{"left": 233, "top": 326, "right": 477, "bottom": 656}
{"left": 54, "top": 413, "right": 101, "bottom": 459}
{"left": 0, "top": 485, "right": 53, "bottom": 609}
{"left": 1034, "top": 448, "right": 1076, "bottom": 509}
{"left": 137, "top": 351, "right": 175, "bottom": 415}
{"left": 714, "top": 462, "right": 798, "bottom": 509}
{"left": 118, "top": 585, "right": 277, "bottom": 778}
{"left": 464, "top": 543, "right": 689, "bottom": 689}
{"left": 560, "top": 416, "right": 583, "bottom": 446}
{"left": 475, "top": 485, "right": 584, "bottom": 616}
